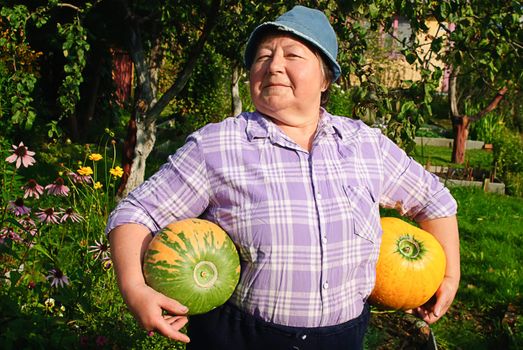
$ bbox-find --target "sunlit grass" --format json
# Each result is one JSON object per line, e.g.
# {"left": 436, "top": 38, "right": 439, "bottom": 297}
{"left": 412, "top": 145, "right": 494, "bottom": 170}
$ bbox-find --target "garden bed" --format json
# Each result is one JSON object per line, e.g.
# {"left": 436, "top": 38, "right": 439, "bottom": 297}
{"left": 427, "top": 165, "right": 506, "bottom": 194}
{"left": 415, "top": 136, "right": 485, "bottom": 150}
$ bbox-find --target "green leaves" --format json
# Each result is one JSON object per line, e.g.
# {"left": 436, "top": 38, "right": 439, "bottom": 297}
{"left": 56, "top": 18, "right": 90, "bottom": 120}
{"left": 0, "top": 5, "right": 40, "bottom": 131}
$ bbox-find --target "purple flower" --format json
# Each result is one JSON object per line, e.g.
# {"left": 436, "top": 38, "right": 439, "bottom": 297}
{"left": 45, "top": 177, "right": 70, "bottom": 196}
{"left": 36, "top": 208, "right": 63, "bottom": 224}
{"left": 9, "top": 198, "right": 31, "bottom": 216}
{"left": 46, "top": 268, "right": 70, "bottom": 288}
{"left": 23, "top": 179, "right": 44, "bottom": 199}
{"left": 60, "top": 207, "right": 84, "bottom": 223}
{"left": 67, "top": 171, "right": 93, "bottom": 185}
{"left": 18, "top": 216, "right": 37, "bottom": 236}
{"left": 0, "top": 226, "right": 22, "bottom": 244}
{"left": 88, "top": 237, "right": 110, "bottom": 261}
{"left": 5, "top": 142, "right": 36, "bottom": 168}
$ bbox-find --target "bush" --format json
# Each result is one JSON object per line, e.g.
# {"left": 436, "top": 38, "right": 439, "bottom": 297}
{"left": 470, "top": 113, "right": 506, "bottom": 143}
{"left": 493, "top": 128, "right": 523, "bottom": 196}
{"left": 327, "top": 83, "right": 356, "bottom": 117}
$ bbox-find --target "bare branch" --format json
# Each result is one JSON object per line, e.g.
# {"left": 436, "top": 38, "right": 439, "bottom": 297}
{"left": 57, "top": 3, "right": 82, "bottom": 12}
{"left": 145, "top": 0, "right": 222, "bottom": 122}
{"left": 470, "top": 86, "right": 508, "bottom": 121}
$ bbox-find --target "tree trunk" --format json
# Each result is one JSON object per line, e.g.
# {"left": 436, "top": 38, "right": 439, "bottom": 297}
{"left": 231, "top": 64, "right": 242, "bottom": 116}
{"left": 451, "top": 115, "right": 470, "bottom": 164}
{"left": 449, "top": 67, "right": 467, "bottom": 163}
{"left": 449, "top": 64, "right": 508, "bottom": 163}
{"left": 116, "top": 0, "right": 221, "bottom": 198}
{"left": 119, "top": 117, "right": 156, "bottom": 198}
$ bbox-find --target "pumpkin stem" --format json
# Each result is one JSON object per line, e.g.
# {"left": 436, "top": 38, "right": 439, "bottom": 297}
{"left": 397, "top": 234, "right": 423, "bottom": 260}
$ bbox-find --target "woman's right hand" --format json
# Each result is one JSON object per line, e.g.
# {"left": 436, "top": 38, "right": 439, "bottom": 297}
{"left": 108, "top": 223, "right": 191, "bottom": 343}
{"left": 123, "top": 283, "right": 190, "bottom": 343}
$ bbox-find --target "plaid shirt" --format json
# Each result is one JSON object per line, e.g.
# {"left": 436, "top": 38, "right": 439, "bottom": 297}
{"left": 106, "top": 110, "right": 457, "bottom": 327}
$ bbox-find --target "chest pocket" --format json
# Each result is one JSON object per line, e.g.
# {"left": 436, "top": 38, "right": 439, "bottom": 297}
{"left": 343, "top": 185, "right": 381, "bottom": 243}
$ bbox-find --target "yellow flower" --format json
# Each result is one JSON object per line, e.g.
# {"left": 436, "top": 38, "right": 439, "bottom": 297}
{"left": 110, "top": 166, "right": 124, "bottom": 178}
{"left": 77, "top": 166, "right": 93, "bottom": 176}
{"left": 94, "top": 181, "right": 103, "bottom": 190}
{"left": 89, "top": 153, "right": 103, "bottom": 161}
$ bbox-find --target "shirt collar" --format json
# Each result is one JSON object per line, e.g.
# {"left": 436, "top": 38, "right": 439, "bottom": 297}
{"left": 246, "top": 108, "right": 342, "bottom": 142}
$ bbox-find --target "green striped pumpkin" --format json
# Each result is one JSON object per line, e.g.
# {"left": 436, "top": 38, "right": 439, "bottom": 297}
{"left": 143, "top": 218, "right": 241, "bottom": 315}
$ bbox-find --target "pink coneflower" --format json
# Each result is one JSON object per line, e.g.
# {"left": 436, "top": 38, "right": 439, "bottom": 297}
{"left": 36, "top": 207, "right": 63, "bottom": 224}
{"left": 60, "top": 207, "right": 83, "bottom": 223}
{"left": 88, "top": 237, "right": 110, "bottom": 261}
{"left": 18, "top": 216, "right": 38, "bottom": 236}
{"left": 5, "top": 142, "right": 36, "bottom": 168}
{"left": 0, "top": 226, "right": 23, "bottom": 243}
{"left": 68, "top": 171, "right": 93, "bottom": 184}
{"left": 47, "top": 268, "right": 70, "bottom": 288}
{"left": 23, "top": 179, "right": 44, "bottom": 199}
{"left": 9, "top": 198, "right": 31, "bottom": 216}
{"left": 45, "top": 177, "right": 70, "bottom": 196}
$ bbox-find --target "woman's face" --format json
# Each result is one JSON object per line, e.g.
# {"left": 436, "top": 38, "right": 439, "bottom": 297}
{"left": 249, "top": 33, "right": 328, "bottom": 125}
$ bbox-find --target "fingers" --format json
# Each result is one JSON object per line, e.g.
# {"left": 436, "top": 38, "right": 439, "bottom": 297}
{"left": 124, "top": 284, "right": 191, "bottom": 342}
{"left": 145, "top": 292, "right": 190, "bottom": 342}
{"left": 416, "top": 291, "right": 452, "bottom": 324}
{"left": 153, "top": 315, "right": 191, "bottom": 343}
{"left": 411, "top": 274, "right": 460, "bottom": 324}
{"left": 159, "top": 293, "right": 189, "bottom": 316}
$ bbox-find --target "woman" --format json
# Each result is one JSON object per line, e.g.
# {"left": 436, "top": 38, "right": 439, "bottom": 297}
{"left": 107, "top": 6, "right": 460, "bottom": 350}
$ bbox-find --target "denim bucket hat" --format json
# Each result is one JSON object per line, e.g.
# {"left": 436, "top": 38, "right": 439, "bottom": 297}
{"left": 244, "top": 5, "right": 341, "bottom": 82}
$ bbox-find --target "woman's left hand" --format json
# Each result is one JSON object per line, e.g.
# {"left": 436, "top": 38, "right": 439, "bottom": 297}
{"left": 413, "top": 275, "right": 459, "bottom": 324}
{"left": 415, "top": 216, "right": 461, "bottom": 324}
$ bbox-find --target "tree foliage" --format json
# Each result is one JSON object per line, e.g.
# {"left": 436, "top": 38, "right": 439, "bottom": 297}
{"left": 0, "top": 5, "right": 44, "bottom": 131}
{"left": 1, "top": 0, "right": 521, "bottom": 188}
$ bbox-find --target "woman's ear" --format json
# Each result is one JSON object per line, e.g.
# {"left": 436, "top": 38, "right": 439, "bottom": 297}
{"left": 321, "top": 79, "right": 329, "bottom": 92}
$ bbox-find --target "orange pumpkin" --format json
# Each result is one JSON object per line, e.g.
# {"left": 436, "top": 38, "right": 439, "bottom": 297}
{"left": 369, "top": 217, "right": 446, "bottom": 310}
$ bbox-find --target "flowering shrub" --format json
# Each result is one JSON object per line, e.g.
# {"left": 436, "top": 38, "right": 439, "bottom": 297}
{"left": 0, "top": 134, "right": 182, "bottom": 349}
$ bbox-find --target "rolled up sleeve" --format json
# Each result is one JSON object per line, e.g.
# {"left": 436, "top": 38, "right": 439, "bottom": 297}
{"left": 378, "top": 134, "right": 457, "bottom": 221}
{"left": 105, "top": 134, "right": 210, "bottom": 235}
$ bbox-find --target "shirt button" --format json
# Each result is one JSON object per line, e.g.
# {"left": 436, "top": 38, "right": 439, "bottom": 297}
{"left": 316, "top": 192, "right": 322, "bottom": 199}
{"left": 323, "top": 282, "right": 329, "bottom": 290}
{"left": 322, "top": 236, "right": 327, "bottom": 244}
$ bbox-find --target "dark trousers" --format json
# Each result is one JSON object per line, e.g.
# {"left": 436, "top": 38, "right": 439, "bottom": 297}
{"left": 187, "top": 303, "right": 370, "bottom": 350}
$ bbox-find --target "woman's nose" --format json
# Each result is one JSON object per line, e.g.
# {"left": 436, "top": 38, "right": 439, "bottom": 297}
{"left": 267, "top": 52, "right": 285, "bottom": 73}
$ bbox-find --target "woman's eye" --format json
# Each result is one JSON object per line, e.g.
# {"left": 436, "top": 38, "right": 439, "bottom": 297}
{"left": 286, "top": 51, "right": 303, "bottom": 58}
{"left": 256, "top": 53, "right": 271, "bottom": 61}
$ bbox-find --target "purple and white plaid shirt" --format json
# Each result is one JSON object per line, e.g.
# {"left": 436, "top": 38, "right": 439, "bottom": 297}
{"left": 106, "top": 109, "right": 457, "bottom": 327}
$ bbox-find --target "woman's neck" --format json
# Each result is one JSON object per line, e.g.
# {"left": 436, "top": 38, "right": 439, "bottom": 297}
{"left": 269, "top": 113, "right": 319, "bottom": 151}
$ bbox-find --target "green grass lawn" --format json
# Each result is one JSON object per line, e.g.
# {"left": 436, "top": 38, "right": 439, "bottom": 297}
{"left": 412, "top": 145, "right": 494, "bottom": 170}
{"left": 369, "top": 187, "right": 523, "bottom": 349}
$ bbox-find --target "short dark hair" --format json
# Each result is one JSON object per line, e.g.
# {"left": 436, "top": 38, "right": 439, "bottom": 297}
{"left": 319, "top": 56, "right": 333, "bottom": 107}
